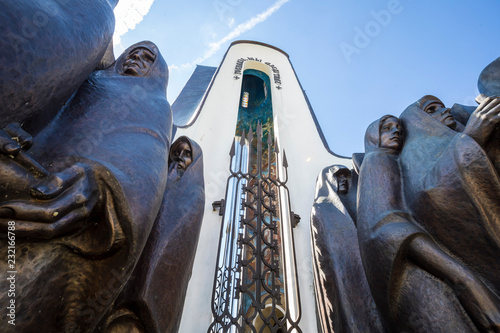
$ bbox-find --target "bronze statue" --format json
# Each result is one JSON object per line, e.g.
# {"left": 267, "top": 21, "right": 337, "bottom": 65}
{"left": 452, "top": 56, "right": 500, "bottom": 151}
{"left": 98, "top": 136, "right": 205, "bottom": 333}
{"left": 168, "top": 136, "right": 195, "bottom": 180}
{"left": 479, "top": 57, "right": 500, "bottom": 97}
{"left": 0, "top": 41, "right": 173, "bottom": 332}
{"left": 477, "top": 57, "right": 500, "bottom": 183}
{"left": 334, "top": 166, "right": 349, "bottom": 194}
{"left": 400, "top": 94, "right": 500, "bottom": 296}
{"left": 476, "top": 57, "right": 500, "bottom": 176}
{"left": 452, "top": 56, "right": 500, "bottom": 184}
{"left": 0, "top": 0, "right": 118, "bottom": 136}
{"left": 357, "top": 115, "right": 500, "bottom": 332}
{"left": 313, "top": 57, "right": 500, "bottom": 331}
{"left": 311, "top": 164, "right": 385, "bottom": 333}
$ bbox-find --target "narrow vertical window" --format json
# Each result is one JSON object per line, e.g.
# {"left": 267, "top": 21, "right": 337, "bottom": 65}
{"left": 209, "top": 70, "right": 302, "bottom": 332}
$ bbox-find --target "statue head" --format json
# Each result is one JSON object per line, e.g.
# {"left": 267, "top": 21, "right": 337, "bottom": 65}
{"left": 331, "top": 166, "right": 351, "bottom": 195}
{"left": 114, "top": 41, "right": 169, "bottom": 93}
{"left": 418, "top": 95, "right": 457, "bottom": 130}
{"left": 379, "top": 115, "right": 403, "bottom": 150}
{"left": 121, "top": 47, "right": 156, "bottom": 77}
{"left": 169, "top": 136, "right": 193, "bottom": 173}
{"left": 365, "top": 115, "right": 404, "bottom": 153}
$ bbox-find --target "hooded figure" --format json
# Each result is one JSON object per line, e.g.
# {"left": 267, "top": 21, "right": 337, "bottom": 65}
{"left": 357, "top": 115, "right": 425, "bottom": 331}
{"left": 100, "top": 136, "right": 205, "bottom": 333}
{"left": 357, "top": 115, "right": 500, "bottom": 332}
{"left": 399, "top": 96, "right": 500, "bottom": 295}
{"left": 311, "top": 164, "right": 385, "bottom": 333}
{"left": 0, "top": 41, "right": 172, "bottom": 332}
{"left": 0, "top": 0, "right": 118, "bottom": 136}
{"left": 331, "top": 165, "right": 357, "bottom": 221}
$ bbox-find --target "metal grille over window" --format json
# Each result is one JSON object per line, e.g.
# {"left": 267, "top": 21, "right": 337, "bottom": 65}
{"left": 209, "top": 122, "right": 302, "bottom": 333}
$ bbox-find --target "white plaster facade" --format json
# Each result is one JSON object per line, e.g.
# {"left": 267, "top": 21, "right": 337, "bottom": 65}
{"left": 176, "top": 41, "right": 350, "bottom": 332}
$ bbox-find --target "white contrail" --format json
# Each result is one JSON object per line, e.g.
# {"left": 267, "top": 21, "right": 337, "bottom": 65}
{"left": 170, "top": 0, "right": 291, "bottom": 71}
{"left": 113, "top": 0, "right": 155, "bottom": 46}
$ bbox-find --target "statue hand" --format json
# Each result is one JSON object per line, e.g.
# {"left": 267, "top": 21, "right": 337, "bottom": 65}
{"left": 0, "top": 163, "right": 100, "bottom": 239}
{"left": 464, "top": 95, "right": 500, "bottom": 147}
{"left": 0, "top": 124, "right": 42, "bottom": 201}
{"left": 0, "top": 123, "right": 33, "bottom": 156}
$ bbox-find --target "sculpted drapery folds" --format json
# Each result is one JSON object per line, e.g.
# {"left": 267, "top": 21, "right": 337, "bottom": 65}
{"left": 357, "top": 115, "right": 500, "bottom": 332}
{"left": 0, "top": 0, "right": 118, "bottom": 136}
{"left": 0, "top": 41, "right": 173, "bottom": 332}
{"left": 399, "top": 95, "right": 500, "bottom": 295}
{"left": 311, "top": 164, "right": 385, "bottom": 333}
{"left": 100, "top": 136, "right": 205, "bottom": 333}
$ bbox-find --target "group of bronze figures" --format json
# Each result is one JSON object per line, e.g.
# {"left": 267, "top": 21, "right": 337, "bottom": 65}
{"left": 1, "top": 1, "right": 500, "bottom": 333}
{"left": 0, "top": 1, "right": 204, "bottom": 332}
{"left": 312, "top": 57, "right": 500, "bottom": 332}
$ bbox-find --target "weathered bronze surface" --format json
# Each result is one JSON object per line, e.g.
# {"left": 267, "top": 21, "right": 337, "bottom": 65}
{"left": 0, "top": 40, "right": 176, "bottom": 332}
{"left": 313, "top": 56, "right": 500, "bottom": 332}
{"left": 311, "top": 164, "right": 386, "bottom": 333}
{"left": 0, "top": 3, "right": 208, "bottom": 331}
{"left": 400, "top": 95, "right": 500, "bottom": 296}
{"left": 98, "top": 137, "right": 205, "bottom": 333}
{"left": 357, "top": 115, "right": 500, "bottom": 332}
{"left": 0, "top": 0, "right": 118, "bottom": 136}
{"left": 2, "top": 3, "right": 500, "bottom": 331}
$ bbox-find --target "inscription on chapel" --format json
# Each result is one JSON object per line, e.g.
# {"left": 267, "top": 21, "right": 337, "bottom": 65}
{"left": 234, "top": 57, "right": 282, "bottom": 89}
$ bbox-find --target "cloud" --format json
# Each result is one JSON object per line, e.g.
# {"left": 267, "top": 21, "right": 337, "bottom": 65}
{"left": 113, "top": 0, "right": 155, "bottom": 46}
{"left": 170, "top": 0, "right": 291, "bottom": 71}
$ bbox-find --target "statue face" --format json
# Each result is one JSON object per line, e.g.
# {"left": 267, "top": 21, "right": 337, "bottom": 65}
{"left": 337, "top": 174, "right": 349, "bottom": 194}
{"left": 170, "top": 142, "right": 193, "bottom": 171}
{"left": 424, "top": 101, "right": 457, "bottom": 130}
{"left": 379, "top": 117, "right": 403, "bottom": 151}
{"left": 122, "top": 47, "right": 155, "bottom": 77}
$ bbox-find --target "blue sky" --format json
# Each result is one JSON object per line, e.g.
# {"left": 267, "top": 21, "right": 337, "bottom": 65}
{"left": 114, "top": 0, "right": 500, "bottom": 157}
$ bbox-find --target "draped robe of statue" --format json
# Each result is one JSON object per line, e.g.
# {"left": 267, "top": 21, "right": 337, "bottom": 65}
{"left": 100, "top": 136, "right": 205, "bottom": 333}
{"left": 311, "top": 165, "right": 385, "bottom": 333}
{"left": 0, "top": 41, "right": 172, "bottom": 332}
{"left": 0, "top": 0, "right": 118, "bottom": 135}
{"left": 399, "top": 102, "right": 500, "bottom": 295}
{"left": 357, "top": 117, "right": 480, "bottom": 332}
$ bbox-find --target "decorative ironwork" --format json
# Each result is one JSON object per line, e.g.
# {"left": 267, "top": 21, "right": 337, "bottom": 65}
{"left": 209, "top": 122, "right": 302, "bottom": 333}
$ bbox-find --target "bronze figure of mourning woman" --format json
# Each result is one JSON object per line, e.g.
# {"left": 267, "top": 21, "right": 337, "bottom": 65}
{"left": 399, "top": 94, "right": 500, "bottom": 299}
{"left": 0, "top": 41, "right": 175, "bottom": 332}
{"left": 357, "top": 114, "right": 500, "bottom": 332}
{"left": 98, "top": 136, "right": 205, "bottom": 333}
{"left": 311, "top": 162, "right": 386, "bottom": 333}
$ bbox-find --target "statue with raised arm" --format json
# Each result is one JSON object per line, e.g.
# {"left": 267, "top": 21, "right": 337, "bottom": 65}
{"left": 451, "top": 56, "right": 500, "bottom": 173}
{"left": 399, "top": 93, "right": 500, "bottom": 298}
{"left": 357, "top": 114, "right": 500, "bottom": 332}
